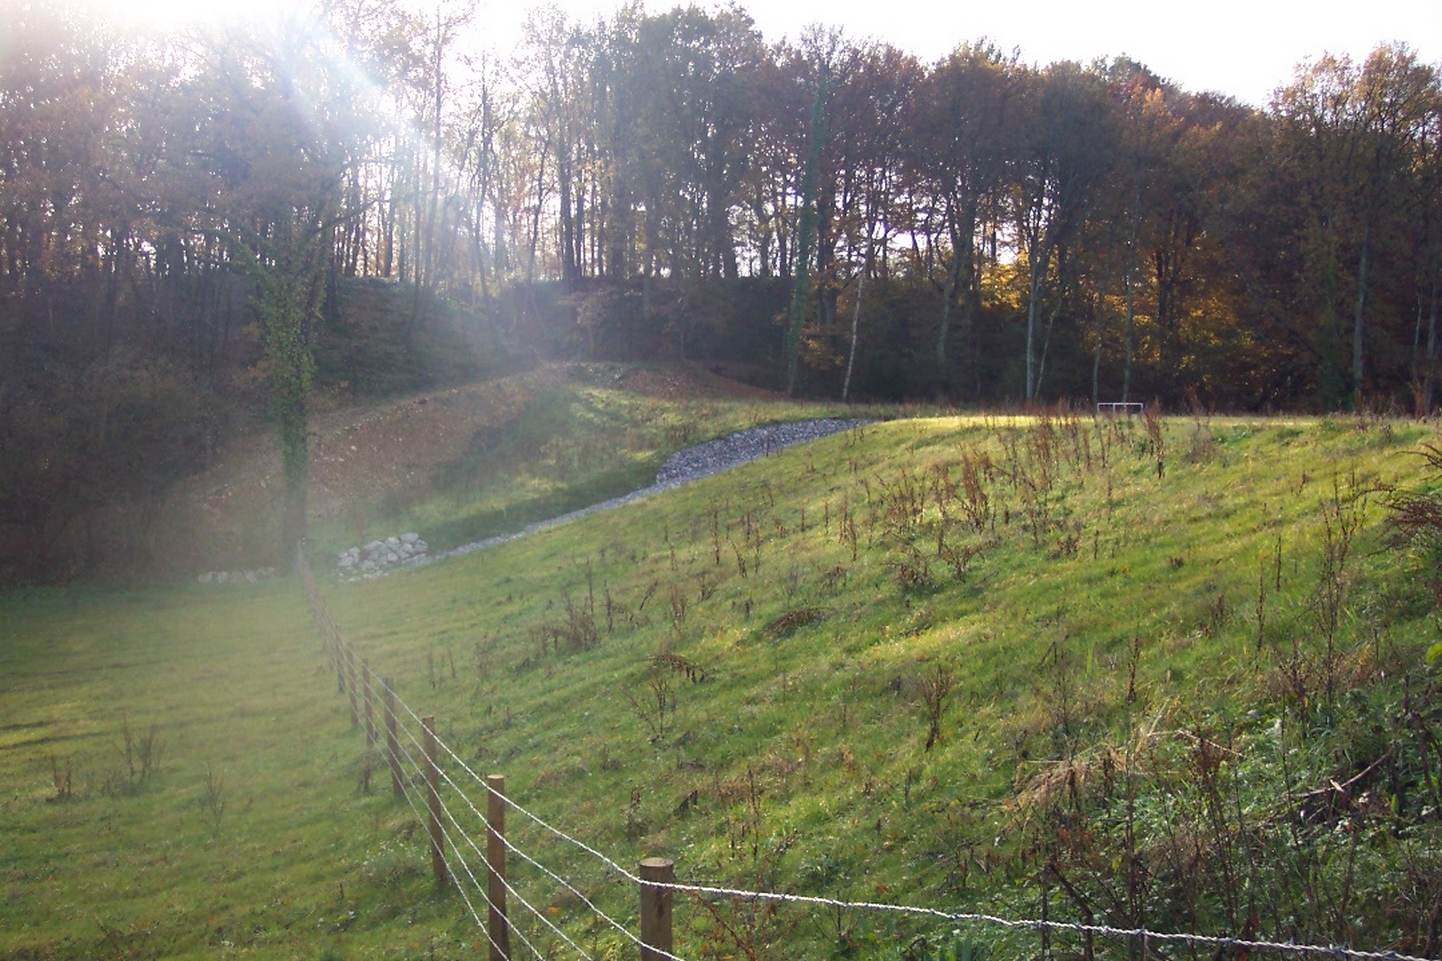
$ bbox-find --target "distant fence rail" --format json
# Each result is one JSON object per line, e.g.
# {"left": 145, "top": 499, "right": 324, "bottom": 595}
{"left": 295, "top": 549, "right": 1431, "bottom": 961}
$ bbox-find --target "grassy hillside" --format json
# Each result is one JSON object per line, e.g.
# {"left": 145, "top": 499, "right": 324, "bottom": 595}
{"left": 3, "top": 398, "right": 1440, "bottom": 961}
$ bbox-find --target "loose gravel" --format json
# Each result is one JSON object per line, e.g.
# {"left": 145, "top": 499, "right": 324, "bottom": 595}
{"left": 652, "top": 417, "right": 872, "bottom": 486}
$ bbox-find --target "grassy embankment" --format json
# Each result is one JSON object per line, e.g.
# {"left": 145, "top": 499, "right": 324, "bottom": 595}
{"left": 308, "top": 363, "right": 856, "bottom": 558}
{"left": 3, "top": 391, "right": 1440, "bottom": 961}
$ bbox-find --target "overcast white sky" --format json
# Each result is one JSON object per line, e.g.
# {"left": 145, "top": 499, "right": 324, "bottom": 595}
{"left": 97, "top": 0, "right": 1442, "bottom": 107}
{"left": 476, "top": 0, "right": 1442, "bottom": 107}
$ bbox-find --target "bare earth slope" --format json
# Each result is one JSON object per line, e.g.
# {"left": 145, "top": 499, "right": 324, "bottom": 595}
{"left": 160, "top": 363, "right": 780, "bottom": 573}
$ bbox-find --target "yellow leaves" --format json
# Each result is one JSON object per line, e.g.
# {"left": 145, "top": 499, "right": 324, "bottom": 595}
{"left": 979, "top": 260, "right": 1023, "bottom": 312}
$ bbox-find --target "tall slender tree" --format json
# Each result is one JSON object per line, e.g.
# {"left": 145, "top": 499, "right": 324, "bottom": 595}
{"left": 1013, "top": 62, "right": 1116, "bottom": 401}
{"left": 910, "top": 44, "right": 1017, "bottom": 395}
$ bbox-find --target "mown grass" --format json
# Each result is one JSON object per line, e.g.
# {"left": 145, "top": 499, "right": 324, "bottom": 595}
{"left": 3, "top": 399, "right": 1440, "bottom": 961}
{"left": 0, "top": 585, "right": 470, "bottom": 960}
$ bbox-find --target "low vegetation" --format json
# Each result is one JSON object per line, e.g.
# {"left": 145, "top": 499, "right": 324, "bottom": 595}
{"left": 2, "top": 389, "right": 1440, "bottom": 960}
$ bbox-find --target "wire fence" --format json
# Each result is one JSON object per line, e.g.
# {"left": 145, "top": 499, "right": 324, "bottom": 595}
{"left": 296, "top": 551, "right": 1435, "bottom": 961}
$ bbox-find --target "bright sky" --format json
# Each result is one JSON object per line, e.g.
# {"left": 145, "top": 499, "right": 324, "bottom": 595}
{"left": 480, "top": 0, "right": 1442, "bottom": 107}
{"left": 96, "top": 0, "right": 1441, "bottom": 108}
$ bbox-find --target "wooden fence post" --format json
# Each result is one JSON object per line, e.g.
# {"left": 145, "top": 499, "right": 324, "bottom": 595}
{"left": 383, "top": 678, "right": 402, "bottom": 799}
{"left": 362, "top": 658, "right": 376, "bottom": 747}
{"left": 487, "top": 774, "right": 511, "bottom": 961}
{"left": 334, "top": 637, "right": 346, "bottom": 695}
{"left": 344, "top": 644, "right": 360, "bottom": 727}
{"left": 639, "top": 857, "right": 674, "bottom": 961}
{"left": 422, "top": 715, "right": 449, "bottom": 888}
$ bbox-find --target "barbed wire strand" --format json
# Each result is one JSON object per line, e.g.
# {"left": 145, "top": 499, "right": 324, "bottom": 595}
{"left": 437, "top": 840, "right": 498, "bottom": 953}
{"left": 390, "top": 707, "right": 573, "bottom": 961}
{"left": 397, "top": 690, "right": 686, "bottom": 960}
{"left": 657, "top": 880, "right": 1434, "bottom": 961}
{"left": 388, "top": 736, "right": 544, "bottom": 961}
{"left": 427, "top": 728, "right": 637, "bottom": 885}
{"left": 421, "top": 756, "right": 558, "bottom": 956}
{"left": 318, "top": 621, "right": 568, "bottom": 958}
{"left": 388, "top": 736, "right": 436, "bottom": 842}
{"left": 430, "top": 758, "right": 636, "bottom": 960}
{"left": 307, "top": 576, "right": 594, "bottom": 958}
{"left": 388, "top": 723, "right": 518, "bottom": 954}
{"left": 426, "top": 786, "right": 511, "bottom": 959}
{"left": 429, "top": 772, "right": 573, "bottom": 961}
{"left": 427, "top": 706, "right": 1431, "bottom": 961}
{"left": 400, "top": 673, "right": 1418, "bottom": 961}
{"left": 425, "top": 719, "right": 682, "bottom": 960}
{"left": 436, "top": 804, "right": 545, "bottom": 961}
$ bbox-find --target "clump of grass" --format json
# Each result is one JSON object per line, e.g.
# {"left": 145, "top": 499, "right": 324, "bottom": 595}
{"left": 764, "top": 607, "right": 826, "bottom": 639}
{"left": 46, "top": 753, "right": 74, "bottom": 803}
{"left": 623, "top": 662, "right": 673, "bottom": 746}
{"left": 919, "top": 662, "right": 953, "bottom": 752}
{"left": 110, "top": 714, "right": 164, "bottom": 794}
{"left": 538, "top": 590, "right": 600, "bottom": 654}
{"left": 200, "top": 764, "right": 226, "bottom": 837}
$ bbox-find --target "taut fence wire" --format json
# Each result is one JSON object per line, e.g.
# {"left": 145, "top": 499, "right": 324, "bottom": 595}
{"left": 296, "top": 549, "right": 1434, "bottom": 961}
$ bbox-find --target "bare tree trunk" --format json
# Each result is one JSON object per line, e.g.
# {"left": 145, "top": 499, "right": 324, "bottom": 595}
{"left": 1035, "top": 246, "right": 1069, "bottom": 401}
{"left": 1026, "top": 259, "right": 1045, "bottom": 401}
{"left": 936, "top": 257, "right": 957, "bottom": 375}
{"left": 1122, "top": 190, "right": 1140, "bottom": 403}
{"left": 525, "top": 146, "right": 549, "bottom": 327}
{"left": 1036, "top": 292, "right": 1063, "bottom": 402}
{"left": 558, "top": 151, "right": 577, "bottom": 286}
{"left": 936, "top": 198, "right": 976, "bottom": 386}
{"left": 842, "top": 240, "right": 869, "bottom": 402}
{"left": 1429, "top": 279, "right": 1439, "bottom": 416}
{"left": 1418, "top": 271, "right": 1439, "bottom": 416}
{"left": 1091, "top": 293, "right": 1104, "bottom": 406}
{"left": 1352, "top": 220, "right": 1371, "bottom": 408}
{"left": 382, "top": 165, "right": 396, "bottom": 277}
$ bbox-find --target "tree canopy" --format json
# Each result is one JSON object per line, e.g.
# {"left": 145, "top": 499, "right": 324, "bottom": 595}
{"left": 1, "top": 0, "right": 1439, "bottom": 580}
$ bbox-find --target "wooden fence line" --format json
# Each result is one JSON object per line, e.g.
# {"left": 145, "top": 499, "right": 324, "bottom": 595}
{"left": 296, "top": 549, "right": 673, "bottom": 961}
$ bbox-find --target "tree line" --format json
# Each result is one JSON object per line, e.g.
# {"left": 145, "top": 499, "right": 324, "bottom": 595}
{"left": 0, "top": 0, "right": 1438, "bottom": 580}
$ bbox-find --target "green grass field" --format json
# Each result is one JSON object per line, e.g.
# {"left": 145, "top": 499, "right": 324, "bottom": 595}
{"left": 4, "top": 393, "right": 1441, "bottom": 960}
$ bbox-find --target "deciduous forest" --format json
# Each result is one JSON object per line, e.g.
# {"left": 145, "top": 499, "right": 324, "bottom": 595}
{"left": 1, "top": 0, "right": 1439, "bottom": 582}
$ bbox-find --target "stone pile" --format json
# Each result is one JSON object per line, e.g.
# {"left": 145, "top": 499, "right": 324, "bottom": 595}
{"left": 337, "top": 533, "right": 429, "bottom": 576}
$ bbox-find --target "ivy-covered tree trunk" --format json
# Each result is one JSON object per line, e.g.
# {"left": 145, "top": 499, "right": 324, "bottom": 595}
{"left": 250, "top": 210, "right": 324, "bottom": 570}
{"left": 262, "top": 292, "right": 313, "bottom": 569}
